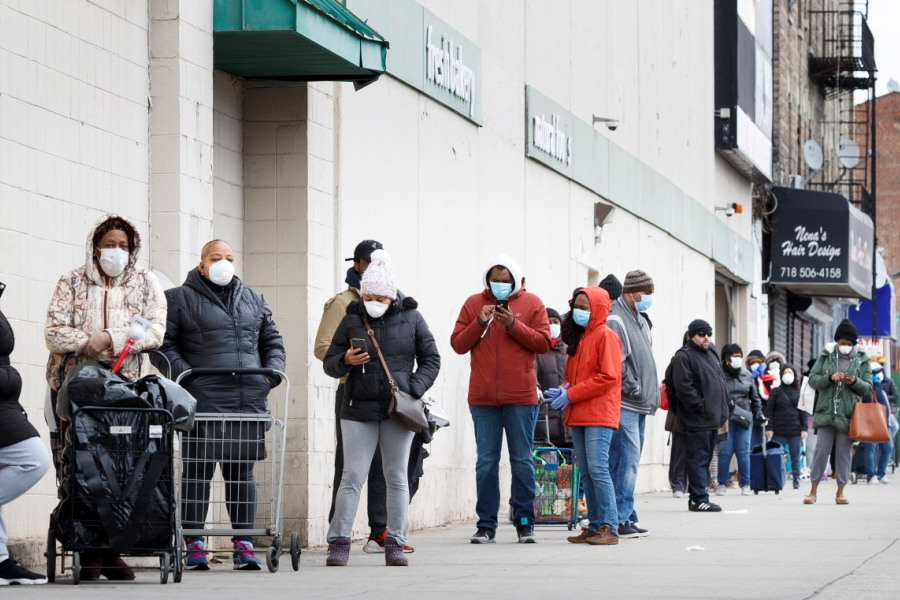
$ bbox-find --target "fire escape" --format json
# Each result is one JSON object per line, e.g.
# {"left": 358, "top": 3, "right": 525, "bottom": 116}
{"left": 808, "top": 1, "right": 876, "bottom": 211}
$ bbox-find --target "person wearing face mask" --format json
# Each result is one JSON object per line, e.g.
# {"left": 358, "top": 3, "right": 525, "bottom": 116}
{"left": 451, "top": 254, "right": 551, "bottom": 544}
{"left": 604, "top": 270, "right": 658, "bottom": 538}
{"left": 716, "top": 344, "right": 765, "bottom": 496}
{"left": 323, "top": 252, "right": 440, "bottom": 566}
{"left": 764, "top": 364, "right": 807, "bottom": 489}
{"left": 864, "top": 362, "right": 892, "bottom": 484}
{"left": 153, "top": 239, "right": 285, "bottom": 570}
{"left": 534, "top": 308, "right": 570, "bottom": 446}
{"left": 803, "top": 319, "right": 872, "bottom": 505}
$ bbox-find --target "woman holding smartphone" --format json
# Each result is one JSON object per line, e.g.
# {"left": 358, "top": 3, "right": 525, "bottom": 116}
{"left": 323, "top": 251, "right": 441, "bottom": 567}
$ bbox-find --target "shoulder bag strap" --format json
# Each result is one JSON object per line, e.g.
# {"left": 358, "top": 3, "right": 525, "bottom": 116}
{"left": 361, "top": 315, "right": 398, "bottom": 390}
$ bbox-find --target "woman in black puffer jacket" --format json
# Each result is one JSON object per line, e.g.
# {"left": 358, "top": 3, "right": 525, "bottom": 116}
{"left": 764, "top": 363, "right": 807, "bottom": 489}
{"left": 323, "top": 252, "right": 440, "bottom": 567}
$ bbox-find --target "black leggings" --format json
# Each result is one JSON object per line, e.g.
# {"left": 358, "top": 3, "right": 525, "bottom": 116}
{"left": 181, "top": 456, "right": 256, "bottom": 541}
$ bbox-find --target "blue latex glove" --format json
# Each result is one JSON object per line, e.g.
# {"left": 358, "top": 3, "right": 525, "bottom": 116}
{"left": 542, "top": 387, "right": 563, "bottom": 402}
{"left": 751, "top": 363, "right": 766, "bottom": 378}
{"left": 550, "top": 386, "right": 570, "bottom": 410}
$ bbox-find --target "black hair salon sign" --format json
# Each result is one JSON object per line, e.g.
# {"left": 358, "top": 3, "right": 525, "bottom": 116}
{"left": 769, "top": 187, "right": 873, "bottom": 298}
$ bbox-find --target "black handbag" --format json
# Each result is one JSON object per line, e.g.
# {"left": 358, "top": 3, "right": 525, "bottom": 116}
{"left": 361, "top": 316, "right": 428, "bottom": 433}
{"left": 729, "top": 403, "right": 753, "bottom": 430}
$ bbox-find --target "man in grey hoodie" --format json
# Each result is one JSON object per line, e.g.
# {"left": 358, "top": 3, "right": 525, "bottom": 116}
{"left": 606, "top": 270, "right": 659, "bottom": 538}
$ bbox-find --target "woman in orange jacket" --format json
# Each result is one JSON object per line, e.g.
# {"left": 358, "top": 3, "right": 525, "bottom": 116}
{"left": 546, "top": 287, "right": 622, "bottom": 545}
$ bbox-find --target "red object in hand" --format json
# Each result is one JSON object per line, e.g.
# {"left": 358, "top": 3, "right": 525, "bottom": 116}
{"left": 111, "top": 338, "right": 135, "bottom": 373}
{"left": 659, "top": 383, "right": 669, "bottom": 411}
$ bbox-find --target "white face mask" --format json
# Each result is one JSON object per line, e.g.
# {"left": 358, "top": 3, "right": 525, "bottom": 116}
{"left": 768, "top": 362, "right": 780, "bottom": 374}
{"left": 782, "top": 373, "right": 795, "bottom": 385}
{"left": 549, "top": 323, "right": 561, "bottom": 339}
{"left": 207, "top": 259, "right": 235, "bottom": 286}
{"left": 729, "top": 357, "right": 743, "bottom": 369}
{"left": 838, "top": 344, "right": 854, "bottom": 355}
{"left": 365, "top": 300, "right": 389, "bottom": 319}
{"left": 98, "top": 248, "right": 129, "bottom": 277}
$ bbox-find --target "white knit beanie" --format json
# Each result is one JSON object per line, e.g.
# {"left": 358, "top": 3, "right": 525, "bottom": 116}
{"left": 360, "top": 250, "right": 397, "bottom": 299}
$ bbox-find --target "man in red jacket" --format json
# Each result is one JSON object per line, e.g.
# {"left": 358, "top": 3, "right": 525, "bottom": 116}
{"left": 451, "top": 255, "right": 551, "bottom": 544}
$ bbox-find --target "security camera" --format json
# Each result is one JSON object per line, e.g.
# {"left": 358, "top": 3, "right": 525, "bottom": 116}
{"left": 592, "top": 115, "right": 620, "bottom": 131}
{"left": 724, "top": 205, "right": 735, "bottom": 217}
{"left": 605, "top": 120, "right": 620, "bottom": 131}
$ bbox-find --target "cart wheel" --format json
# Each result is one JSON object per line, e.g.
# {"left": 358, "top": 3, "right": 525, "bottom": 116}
{"left": 266, "top": 546, "right": 279, "bottom": 573}
{"left": 46, "top": 529, "right": 57, "bottom": 583}
{"left": 753, "top": 490, "right": 758, "bottom": 495}
{"left": 72, "top": 552, "right": 81, "bottom": 585}
{"left": 774, "top": 490, "right": 780, "bottom": 495}
{"left": 160, "top": 552, "right": 170, "bottom": 584}
{"left": 567, "top": 523, "right": 573, "bottom": 531}
{"left": 851, "top": 472, "right": 858, "bottom": 484}
{"left": 173, "top": 546, "right": 183, "bottom": 583}
{"left": 290, "top": 531, "right": 301, "bottom": 571}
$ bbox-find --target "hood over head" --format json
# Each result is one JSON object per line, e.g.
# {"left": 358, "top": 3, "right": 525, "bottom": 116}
{"left": 483, "top": 254, "right": 524, "bottom": 296}
{"left": 85, "top": 213, "right": 141, "bottom": 284}
{"left": 580, "top": 287, "right": 611, "bottom": 333}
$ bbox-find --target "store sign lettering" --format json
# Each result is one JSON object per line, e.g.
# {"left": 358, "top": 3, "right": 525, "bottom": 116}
{"left": 425, "top": 25, "right": 476, "bottom": 118}
{"left": 780, "top": 226, "right": 841, "bottom": 262}
{"left": 532, "top": 113, "right": 571, "bottom": 165}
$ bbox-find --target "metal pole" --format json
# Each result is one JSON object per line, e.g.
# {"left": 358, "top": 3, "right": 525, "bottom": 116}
{"left": 871, "top": 84, "right": 878, "bottom": 343}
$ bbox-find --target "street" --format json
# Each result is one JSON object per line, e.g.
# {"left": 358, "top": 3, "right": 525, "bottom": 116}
{"left": 29, "top": 477, "right": 900, "bottom": 599}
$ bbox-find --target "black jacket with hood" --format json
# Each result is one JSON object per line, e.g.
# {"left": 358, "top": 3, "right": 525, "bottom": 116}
{"left": 153, "top": 268, "right": 286, "bottom": 414}
{"left": 670, "top": 341, "right": 730, "bottom": 432}
{"left": 764, "top": 368, "right": 807, "bottom": 437}
{"left": 324, "top": 294, "right": 441, "bottom": 422}
{"left": 1, "top": 307, "right": 40, "bottom": 448}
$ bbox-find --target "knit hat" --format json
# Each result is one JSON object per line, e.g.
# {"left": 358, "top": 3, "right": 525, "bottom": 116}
{"left": 746, "top": 350, "right": 766, "bottom": 366}
{"left": 833, "top": 319, "right": 858, "bottom": 343}
{"left": 360, "top": 250, "right": 397, "bottom": 299}
{"left": 598, "top": 274, "right": 623, "bottom": 300}
{"left": 721, "top": 343, "right": 743, "bottom": 357}
{"left": 687, "top": 319, "right": 712, "bottom": 337}
{"left": 622, "top": 270, "right": 654, "bottom": 293}
{"left": 547, "top": 308, "right": 561, "bottom": 320}
{"left": 345, "top": 239, "right": 384, "bottom": 262}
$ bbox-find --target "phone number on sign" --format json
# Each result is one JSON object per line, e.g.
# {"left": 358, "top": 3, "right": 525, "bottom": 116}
{"left": 780, "top": 266, "right": 842, "bottom": 279}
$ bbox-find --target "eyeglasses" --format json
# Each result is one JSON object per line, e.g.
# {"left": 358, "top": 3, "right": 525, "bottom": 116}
{"left": 695, "top": 332, "right": 712, "bottom": 338}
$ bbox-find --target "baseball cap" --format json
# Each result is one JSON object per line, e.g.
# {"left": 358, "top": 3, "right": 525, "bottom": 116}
{"left": 345, "top": 239, "right": 384, "bottom": 262}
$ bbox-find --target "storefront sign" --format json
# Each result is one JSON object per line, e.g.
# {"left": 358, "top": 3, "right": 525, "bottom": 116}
{"left": 532, "top": 113, "right": 572, "bottom": 165}
{"left": 525, "top": 86, "right": 574, "bottom": 177}
{"left": 425, "top": 25, "right": 476, "bottom": 119}
{"left": 858, "top": 337, "right": 884, "bottom": 358}
{"left": 769, "top": 187, "right": 874, "bottom": 298}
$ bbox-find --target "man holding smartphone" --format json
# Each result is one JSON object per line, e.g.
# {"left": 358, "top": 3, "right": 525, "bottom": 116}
{"left": 451, "top": 254, "right": 551, "bottom": 544}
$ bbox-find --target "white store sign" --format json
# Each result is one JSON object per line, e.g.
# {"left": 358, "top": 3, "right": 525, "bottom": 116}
{"left": 425, "top": 25, "right": 476, "bottom": 119}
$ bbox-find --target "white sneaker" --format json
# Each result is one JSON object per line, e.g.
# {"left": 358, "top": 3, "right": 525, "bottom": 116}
{"left": 879, "top": 477, "right": 891, "bottom": 484}
{"left": 715, "top": 486, "right": 727, "bottom": 496}
{"left": 741, "top": 486, "right": 751, "bottom": 496}
{"left": 673, "top": 490, "right": 684, "bottom": 499}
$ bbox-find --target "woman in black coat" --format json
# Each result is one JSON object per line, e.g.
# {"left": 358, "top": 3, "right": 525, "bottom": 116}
{"left": 323, "top": 253, "right": 440, "bottom": 567}
{"left": 765, "top": 363, "right": 807, "bottom": 489}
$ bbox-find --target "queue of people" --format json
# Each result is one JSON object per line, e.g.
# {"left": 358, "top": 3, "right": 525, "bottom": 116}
{"left": 2, "top": 217, "right": 898, "bottom": 582}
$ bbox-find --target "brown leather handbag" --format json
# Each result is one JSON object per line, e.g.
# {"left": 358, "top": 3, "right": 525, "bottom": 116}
{"left": 848, "top": 390, "right": 890, "bottom": 443}
{"left": 361, "top": 316, "right": 428, "bottom": 433}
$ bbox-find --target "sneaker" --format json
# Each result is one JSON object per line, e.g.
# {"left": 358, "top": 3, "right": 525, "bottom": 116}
{"left": 326, "top": 537, "right": 351, "bottom": 566}
{"left": 715, "top": 486, "right": 727, "bottom": 496}
{"left": 470, "top": 527, "right": 496, "bottom": 544}
{"left": 0, "top": 559, "right": 47, "bottom": 585}
{"left": 741, "top": 486, "right": 751, "bottom": 496}
{"left": 232, "top": 540, "right": 262, "bottom": 570}
{"left": 516, "top": 523, "right": 537, "bottom": 544}
{"left": 879, "top": 477, "right": 891, "bottom": 484}
{"left": 567, "top": 527, "right": 597, "bottom": 544}
{"left": 630, "top": 522, "right": 650, "bottom": 537}
{"left": 185, "top": 537, "right": 210, "bottom": 569}
{"left": 383, "top": 537, "right": 408, "bottom": 567}
{"left": 363, "top": 530, "right": 415, "bottom": 553}
{"left": 673, "top": 490, "right": 684, "bottom": 499}
{"left": 688, "top": 500, "right": 722, "bottom": 512}
{"left": 868, "top": 476, "right": 877, "bottom": 484}
{"left": 617, "top": 523, "right": 641, "bottom": 539}
{"left": 793, "top": 479, "right": 801, "bottom": 490}
{"left": 584, "top": 524, "right": 618, "bottom": 546}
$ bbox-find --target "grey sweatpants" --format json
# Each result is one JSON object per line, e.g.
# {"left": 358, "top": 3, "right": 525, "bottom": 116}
{"left": 327, "top": 418, "right": 414, "bottom": 545}
{"left": 809, "top": 426, "right": 853, "bottom": 486}
{"left": 0, "top": 437, "right": 51, "bottom": 556}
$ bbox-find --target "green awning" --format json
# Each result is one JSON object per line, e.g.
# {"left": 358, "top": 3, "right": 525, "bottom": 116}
{"left": 214, "top": 0, "right": 389, "bottom": 87}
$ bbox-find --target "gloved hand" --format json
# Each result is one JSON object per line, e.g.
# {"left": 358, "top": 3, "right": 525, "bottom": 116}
{"left": 550, "top": 386, "right": 570, "bottom": 411}
{"left": 543, "top": 387, "right": 563, "bottom": 401}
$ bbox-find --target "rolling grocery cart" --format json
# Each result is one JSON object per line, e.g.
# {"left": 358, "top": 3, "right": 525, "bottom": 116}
{"left": 532, "top": 447, "right": 580, "bottom": 530}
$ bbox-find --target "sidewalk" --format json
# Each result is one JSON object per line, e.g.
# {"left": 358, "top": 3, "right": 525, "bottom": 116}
{"left": 30, "top": 478, "right": 900, "bottom": 599}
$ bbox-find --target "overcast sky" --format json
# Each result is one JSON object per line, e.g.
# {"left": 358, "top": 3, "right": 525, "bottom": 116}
{"left": 866, "top": 0, "right": 899, "bottom": 96}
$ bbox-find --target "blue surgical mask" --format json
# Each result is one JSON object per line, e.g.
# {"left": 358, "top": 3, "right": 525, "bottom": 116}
{"left": 572, "top": 309, "right": 591, "bottom": 327}
{"left": 635, "top": 293, "right": 653, "bottom": 312}
{"left": 549, "top": 323, "right": 561, "bottom": 339}
{"left": 490, "top": 281, "right": 513, "bottom": 300}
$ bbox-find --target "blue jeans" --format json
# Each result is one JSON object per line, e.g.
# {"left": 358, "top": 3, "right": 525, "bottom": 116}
{"left": 608, "top": 410, "right": 645, "bottom": 524}
{"left": 571, "top": 426, "right": 618, "bottom": 533}
{"left": 469, "top": 404, "right": 539, "bottom": 530}
{"left": 865, "top": 440, "right": 893, "bottom": 480}
{"left": 772, "top": 435, "right": 802, "bottom": 481}
{"left": 717, "top": 423, "right": 751, "bottom": 487}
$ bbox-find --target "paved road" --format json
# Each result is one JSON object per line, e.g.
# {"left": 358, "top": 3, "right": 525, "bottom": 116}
{"left": 28, "top": 478, "right": 900, "bottom": 599}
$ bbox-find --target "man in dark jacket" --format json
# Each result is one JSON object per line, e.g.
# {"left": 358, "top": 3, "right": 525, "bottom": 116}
{"left": 670, "top": 319, "right": 729, "bottom": 512}
{"left": 534, "top": 307, "right": 569, "bottom": 446}
{"left": 880, "top": 361, "right": 899, "bottom": 413}
{"left": 154, "top": 240, "right": 285, "bottom": 571}
{"left": 0, "top": 283, "right": 52, "bottom": 585}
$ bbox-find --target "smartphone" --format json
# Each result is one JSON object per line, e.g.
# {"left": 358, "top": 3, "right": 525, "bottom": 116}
{"left": 495, "top": 299, "right": 509, "bottom": 311}
{"left": 350, "top": 338, "right": 368, "bottom": 353}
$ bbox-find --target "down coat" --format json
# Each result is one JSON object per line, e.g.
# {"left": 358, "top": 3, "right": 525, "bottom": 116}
{"left": 670, "top": 341, "right": 730, "bottom": 432}
{"left": 561, "top": 287, "right": 622, "bottom": 429}
{"left": 324, "top": 294, "right": 441, "bottom": 422}
{"left": 1, "top": 307, "right": 40, "bottom": 448}
{"left": 808, "top": 343, "right": 872, "bottom": 433}
{"left": 154, "top": 268, "right": 285, "bottom": 414}
{"left": 44, "top": 214, "right": 166, "bottom": 390}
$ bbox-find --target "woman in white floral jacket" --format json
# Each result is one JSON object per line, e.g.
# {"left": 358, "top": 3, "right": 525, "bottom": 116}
{"left": 43, "top": 213, "right": 166, "bottom": 581}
